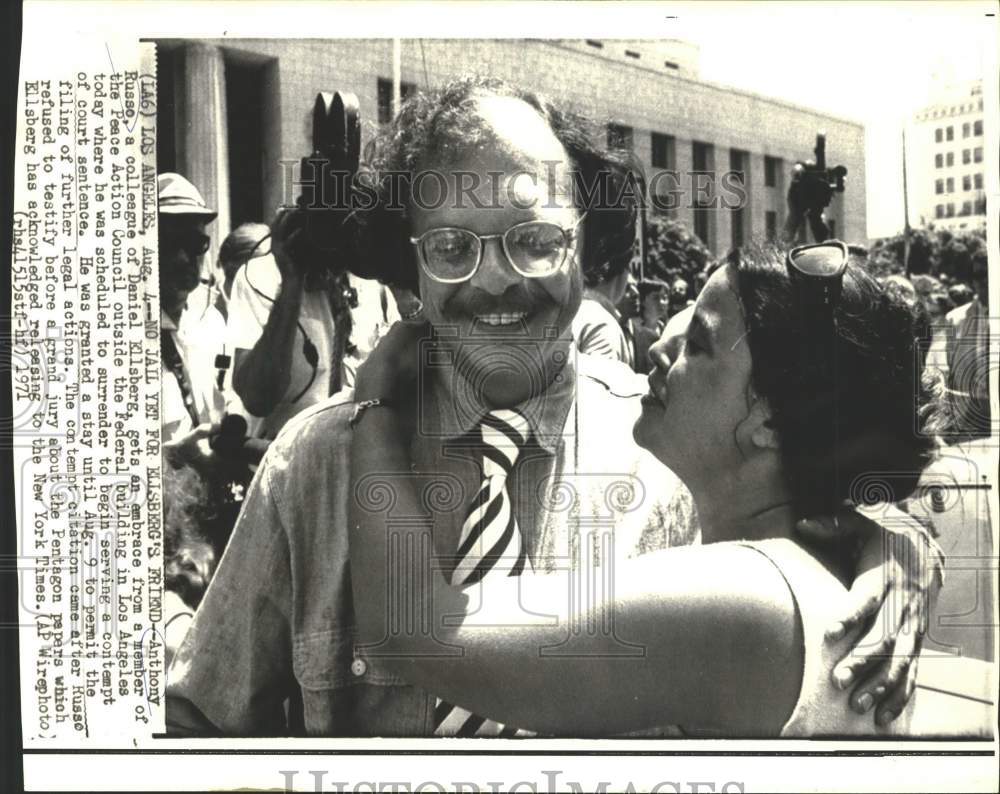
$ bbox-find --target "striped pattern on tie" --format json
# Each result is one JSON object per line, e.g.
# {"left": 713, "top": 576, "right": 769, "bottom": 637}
{"left": 449, "top": 409, "right": 532, "bottom": 586}
{"left": 434, "top": 409, "right": 536, "bottom": 737}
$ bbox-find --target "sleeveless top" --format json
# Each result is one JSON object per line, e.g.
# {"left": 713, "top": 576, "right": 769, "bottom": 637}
{"left": 741, "top": 539, "right": 916, "bottom": 736}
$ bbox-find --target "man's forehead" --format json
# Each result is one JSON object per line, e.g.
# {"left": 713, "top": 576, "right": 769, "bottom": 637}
{"left": 430, "top": 95, "right": 571, "bottom": 173}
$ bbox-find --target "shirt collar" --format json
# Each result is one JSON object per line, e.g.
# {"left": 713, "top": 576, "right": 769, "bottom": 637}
{"left": 422, "top": 351, "right": 576, "bottom": 452}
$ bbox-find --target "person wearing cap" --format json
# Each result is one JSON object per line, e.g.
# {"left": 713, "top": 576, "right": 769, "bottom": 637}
{"left": 158, "top": 172, "right": 227, "bottom": 466}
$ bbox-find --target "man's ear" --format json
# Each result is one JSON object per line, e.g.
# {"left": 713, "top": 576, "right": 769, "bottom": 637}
{"left": 737, "top": 393, "right": 780, "bottom": 455}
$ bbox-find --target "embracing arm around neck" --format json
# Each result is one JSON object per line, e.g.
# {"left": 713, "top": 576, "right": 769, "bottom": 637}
{"left": 348, "top": 406, "right": 803, "bottom": 736}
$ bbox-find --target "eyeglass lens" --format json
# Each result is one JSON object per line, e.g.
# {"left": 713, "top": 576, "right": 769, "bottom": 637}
{"left": 790, "top": 245, "right": 845, "bottom": 277}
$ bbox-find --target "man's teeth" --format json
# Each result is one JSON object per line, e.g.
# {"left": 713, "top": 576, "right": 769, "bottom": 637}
{"left": 476, "top": 312, "right": 527, "bottom": 326}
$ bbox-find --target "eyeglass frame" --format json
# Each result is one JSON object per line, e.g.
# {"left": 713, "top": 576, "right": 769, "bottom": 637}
{"left": 409, "top": 213, "right": 587, "bottom": 285}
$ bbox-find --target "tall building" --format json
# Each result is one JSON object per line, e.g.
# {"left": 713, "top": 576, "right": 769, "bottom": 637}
{"left": 908, "top": 79, "right": 987, "bottom": 233}
{"left": 155, "top": 38, "right": 866, "bottom": 262}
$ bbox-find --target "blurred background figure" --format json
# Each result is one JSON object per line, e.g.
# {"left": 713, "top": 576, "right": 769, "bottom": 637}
{"left": 163, "top": 464, "right": 216, "bottom": 669}
{"left": 944, "top": 254, "right": 991, "bottom": 440}
{"left": 668, "top": 276, "right": 692, "bottom": 317}
{"left": 572, "top": 253, "right": 636, "bottom": 368}
{"left": 227, "top": 213, "right": 398, "bottom": 440}
{"left": 632, "top": 278, "right": 669, "bottom": 374}
{"left": 216, "top": 222, "right": 272, "bottom": 318}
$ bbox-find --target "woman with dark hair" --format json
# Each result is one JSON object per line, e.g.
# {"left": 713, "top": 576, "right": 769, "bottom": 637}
{"left": 347, "top": 240, "right": 942, "bottom": 736}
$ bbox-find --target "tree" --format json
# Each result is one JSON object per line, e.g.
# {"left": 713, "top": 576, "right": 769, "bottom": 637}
{"left": 640, "top": 213, "right": 714, "bottom": 294}
{"left": 867, "top": 225, "right": 986, "bottom": 284}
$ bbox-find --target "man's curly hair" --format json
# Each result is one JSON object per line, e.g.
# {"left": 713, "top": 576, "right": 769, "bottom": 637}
{"left": 351, "top": 76, "right": 639, "bottom": 293}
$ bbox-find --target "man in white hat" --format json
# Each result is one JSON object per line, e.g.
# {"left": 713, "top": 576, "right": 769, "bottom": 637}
{"left": 157, "top": 172, "right": 227, "bottom": 465}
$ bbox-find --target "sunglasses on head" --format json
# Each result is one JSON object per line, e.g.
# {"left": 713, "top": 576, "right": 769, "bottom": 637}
{"left": 786, "top": 240, "right": 849, "bottom": 315}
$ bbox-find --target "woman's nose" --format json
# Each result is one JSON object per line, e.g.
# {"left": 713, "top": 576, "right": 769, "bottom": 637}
{"left": 648, "top": 335, "right": 674, "bottom": 373}
{"left": 470, "top": 237, "right": 521, "bottom": 295}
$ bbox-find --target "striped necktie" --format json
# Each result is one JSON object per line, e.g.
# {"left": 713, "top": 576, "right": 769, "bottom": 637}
{"left": 449, "top": 409, "right": 532, "bottom": 586}
{"left": 434, "top": 408, "right": 536, "bottom": 737}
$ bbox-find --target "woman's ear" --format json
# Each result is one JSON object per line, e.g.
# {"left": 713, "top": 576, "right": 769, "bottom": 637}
{"left": 737, "top": 393, "right": 780, "bottom": 455}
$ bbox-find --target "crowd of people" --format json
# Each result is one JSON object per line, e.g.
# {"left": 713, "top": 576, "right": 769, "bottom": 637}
{"left": 157, "top": 75, "right": 977, "bottom": 737}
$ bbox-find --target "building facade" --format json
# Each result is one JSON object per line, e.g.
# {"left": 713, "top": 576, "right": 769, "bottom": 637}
{"left": 908, "top": 79, "right": 987, "bottom": 233}
{"left": 155, "top": 38, "right": 867, "bottom": 263}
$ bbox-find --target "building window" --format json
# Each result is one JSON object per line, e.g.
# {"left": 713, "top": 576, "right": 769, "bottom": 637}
{"left": 947, "top": 203, "right": 955, "bottom": 217}
{"left": 765, "top": 210, "right": 777, "bottom": 240}
{"left": 961, "top": 200, "right": 972, "bottom": 215}
{"left": 664, "top": 60, "right": 678, "bottom": 70}
{"left": 946, "top": 177, "right": 954, "bottom": 193}
{"left": 651, "top": 132, "right": 675, "bottom": 169}
{"left": 624, "top": 49, "right": 641, "bottom": 59}
{"left": 377, "top": 77, "right": 417, "bottom": 124}
{"left": 607, "top": 123, "right": 633, "bottom": 151}
{"left": 728, "top": 149, "right": 748, "bottom": 249}
{"left": 974, "top": 173, "right": 983, "bottom": 189}
{"left": 974, "top": 119, "right": 983, "bottom": 135}
{"left": 586, "top": 39, "right": 603, "bottom": 48}
{"left": 963, "top": 175, "right": 972, "bottom": 191}
{"left": 935, "top": 128, "right": 943, "bottom": 143}
{"left": 963, "top": 122, "right": 971, "bottom": 138}
{"left": 731, "top": 205, "right": 745, "bottom": 249}
{"left": 935, "top": 205, "right": 944, "bottom": 219}
{"left": 962, "top": 149, "right": 971, "bottom": 165}
{"left": 764, "top": 155, "right": 782, "bottom": 187}
{"left": 974, "top": 147, "right": 983, "bottom": 163}
{"left": 946, "top": 125, "right": 954, "bottom": 141}
{"left": 946, "top": 152, "right": 954, "bottom": 167}
{"left": 935, "top": 179, "right": 944, "bottom": 194}
{"left": 934, "top": 153, "right": 943, "bottom": 168}
{"left": 692, "top": 141, "right": 714, "bottom": 248}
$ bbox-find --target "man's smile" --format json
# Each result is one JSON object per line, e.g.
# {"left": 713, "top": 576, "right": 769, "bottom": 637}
{"left": 475, "top": 311, "right": 528, "bottom": 327}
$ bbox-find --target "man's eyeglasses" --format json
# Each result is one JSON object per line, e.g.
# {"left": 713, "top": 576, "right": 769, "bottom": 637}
{"left": 161, "top": 228, "right": 211, "bottom": 257}
{"left": 410, "top": 215, "right": 585, "bottom": 284}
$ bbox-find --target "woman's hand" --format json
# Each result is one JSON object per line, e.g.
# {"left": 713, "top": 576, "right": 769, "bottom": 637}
{"left": 354, "top": 318, "right": 430, "bottom": 405}
{"left": 796, "top": 504, "right": 944, "bottom": 726}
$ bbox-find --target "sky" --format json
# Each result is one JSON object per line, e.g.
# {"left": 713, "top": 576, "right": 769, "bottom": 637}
{"left": 668, "top": 2, "right": 995, "bottom": 239}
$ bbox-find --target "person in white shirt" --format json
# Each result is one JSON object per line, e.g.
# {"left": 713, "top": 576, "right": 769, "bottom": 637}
{"left": 157, "top": 173, "right": 227, "bottom": 465}
{"left": 227, "top": 212, "right": 398, "bottom": 439}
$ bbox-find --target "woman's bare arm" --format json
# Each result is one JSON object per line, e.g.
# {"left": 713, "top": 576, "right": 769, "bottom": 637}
{"left": 348, "top": 402, "right": 802, "bottom": 735}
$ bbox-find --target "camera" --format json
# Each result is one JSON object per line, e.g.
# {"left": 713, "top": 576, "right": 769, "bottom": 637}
{"left": 787, "top": 133, "right": 849, "bottom": 243}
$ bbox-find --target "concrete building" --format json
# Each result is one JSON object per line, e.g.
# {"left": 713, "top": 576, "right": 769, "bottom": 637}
{"left": 908, "top": 79, "right": 987, "bottom": 233}
{"left": 155, "top": 38, "right": 866, "bottom": 263}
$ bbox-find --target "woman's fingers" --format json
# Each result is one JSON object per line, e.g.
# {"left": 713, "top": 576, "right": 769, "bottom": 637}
{"left": 847, "top": 606, "right": 921, "bottom": 715}
{"left": 875, "top": 652, "right": 920, "bottom": 727}
{"left": 826, "top": 564, "right": 887, "bottom": 641}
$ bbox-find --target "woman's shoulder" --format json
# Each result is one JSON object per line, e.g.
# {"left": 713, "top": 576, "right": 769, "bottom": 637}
{"left": 737, "top": 538, "right": 851, "bottom": 601}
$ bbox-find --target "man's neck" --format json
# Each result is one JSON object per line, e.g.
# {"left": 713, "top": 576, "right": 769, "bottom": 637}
{"left": 584, "top": 288, "right": 621, "bottom": 321}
